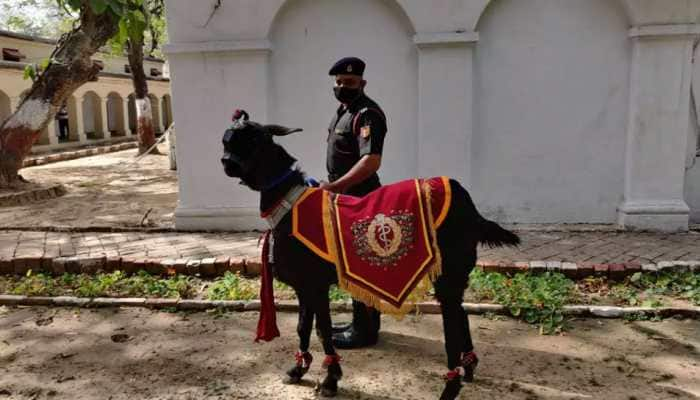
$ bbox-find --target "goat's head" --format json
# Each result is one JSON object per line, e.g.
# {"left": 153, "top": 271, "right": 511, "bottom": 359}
{"left": 221, "top": 109, "right": 302, "bottom": 191}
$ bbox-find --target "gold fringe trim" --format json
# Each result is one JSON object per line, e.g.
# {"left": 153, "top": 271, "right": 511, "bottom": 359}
{"left": 321, "top": 180, "right": 446, "bottom": 318}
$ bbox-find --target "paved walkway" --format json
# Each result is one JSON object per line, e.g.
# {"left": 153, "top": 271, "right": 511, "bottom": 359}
{"left": 1, "top": 228, "right": 699, "bottom": 265}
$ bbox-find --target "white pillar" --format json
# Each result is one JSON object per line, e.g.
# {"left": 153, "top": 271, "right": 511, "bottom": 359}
{"left": 99, "top": 96, "right": 111, "bottom": 140}
{"left": 618, "top": 25, "right": 700, "bottom": 232}
{"left": 46, "top": 120, "right": 59, "bottom": 146}
{"left": 123, "top": 98, "right": 132, "bottom": 136}
{"left": 414, "top": 32, "right": 478, "bottom": 185}
{"left": 74, "top": 97, "right": 87, "bottom": 143}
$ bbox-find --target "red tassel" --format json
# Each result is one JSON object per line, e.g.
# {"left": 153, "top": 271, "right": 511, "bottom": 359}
{"left": 255, "top": 230, "right": 280, "bottom": 342}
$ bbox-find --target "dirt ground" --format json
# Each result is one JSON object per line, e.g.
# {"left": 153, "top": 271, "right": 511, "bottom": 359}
{"left": 0, "top": 307, "right": 698, "bottom": 400}
{"left": 1, "top": 145, "right": 177, "bottom": 229}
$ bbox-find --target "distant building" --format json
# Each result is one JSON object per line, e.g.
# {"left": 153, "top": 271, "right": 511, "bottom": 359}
{"left": 165, "top": 0, "right": 700, "bottom": 231}
{"left": 0, "top": 29, "right": 173, "bottom": 152}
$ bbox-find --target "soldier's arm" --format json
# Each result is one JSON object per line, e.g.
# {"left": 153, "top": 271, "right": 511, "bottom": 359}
{"left": 323, "top": 154, "right": 381, "bottom": 193}
{"left": 323, "top": 109, "right": 386, "bottom": 193}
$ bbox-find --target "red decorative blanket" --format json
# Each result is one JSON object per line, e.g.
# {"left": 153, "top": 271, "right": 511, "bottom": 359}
{"left": 293, "top": 177, "right": 451, "bottom": 315}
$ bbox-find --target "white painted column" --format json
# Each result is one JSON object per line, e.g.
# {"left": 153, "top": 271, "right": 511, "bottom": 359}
{"left": 46, "top": 119, "right": 59, "bottom": 146}
{"left": 619, "top": 25, "right": 700, "bottom": 232}
{"left": 163, "top": 39, "right": 272, "bottom": 230}
{"left": 99, "top": 96, "right": 111, "bottom": 140}
{"left": 414, "top": 32, "right": 478, "bottom": 186}
{"left": 73, "top": 97, "right": 87, "bottom": 143}
{"left": 123, "top": 98, "right": 132, "bottom": 136}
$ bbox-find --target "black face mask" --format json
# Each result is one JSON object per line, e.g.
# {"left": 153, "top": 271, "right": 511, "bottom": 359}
{"left": 333, "top": 86, "right": 361, "bottom": 104}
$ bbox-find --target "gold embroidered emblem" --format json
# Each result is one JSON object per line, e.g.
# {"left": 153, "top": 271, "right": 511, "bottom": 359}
{"left": 360, "top": 126, "right": 371, "bottom": 138}
{"left": 351, "top": 212, "right": 415, "bottom": 267}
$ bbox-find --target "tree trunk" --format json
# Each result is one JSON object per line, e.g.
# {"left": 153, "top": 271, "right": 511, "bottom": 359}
{"left": 128, "top": 36, "right": 160, "bottom": 156}
{"left": 0, "top": 4, "right": 119, "bottom": 188}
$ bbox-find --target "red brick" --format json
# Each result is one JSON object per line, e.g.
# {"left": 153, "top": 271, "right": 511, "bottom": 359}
{"left": 132, "top": 258, "right": 148, "bottom": 273}
{"left": 513, "top": 262, "right": 529, "bottom": 273}
{"left": 186, "top": 259, "right": 201, "bottom": 275}
{"left": 13, "top": 258, "right": 30, "bottom": 275}
{"left": 0, "top": 258, "right": 13, "bottom": 275}
{"left": 105, "top": 257, "right": 121, "bottom": 272}
{"left": 228, "top": 258, "right": 245, "bottom": 274}
{"left": 52, "top": 258, "right": 67, "bottom": 275}
{"left": 576, "top": 262, "right": 595, "bottom": 279}
{"left": 200, "top": 258, "right": 217, "bottom": 277}
{"left": 624, "top": 263, "right": 641, "bottom": 274}
{"left": 120, "top": 258, "right": 137, "bottom": 274}
{"left": 172, "top": 259, "right": 188, "bottom": 275}
{"left": 40, "top": 257, "right": 53, "bottom": 273}
{"left": 214, "top": 257, "right": 230, "bottom": 276}
{"left": 244, "top": 259, "right": 262, "bottom": 277}
{"left": 145, "top": 259, "right": 164, "bottom": 275}
{"left": 592, "top": 264, "right": 609, "bottom": 277}
{"left": 608, "top": 264, "right": 626, "bottom": 281}
{"left": 79, "top": 257, "right": 106, "bottom": 274}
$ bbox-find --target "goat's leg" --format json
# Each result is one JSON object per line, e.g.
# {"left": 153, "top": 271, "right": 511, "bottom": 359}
{"left": 434, "top": 274, "right": 479, "bottom": 400}
{"left": 285, "top": 292, "right": 315, "bottom": 384}
{"left": 313, "top": 290, "right": 342, "bottom": 397}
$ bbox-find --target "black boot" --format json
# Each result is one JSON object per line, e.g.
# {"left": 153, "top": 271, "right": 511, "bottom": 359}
{"left": 332, "top": 300, "right": 380, "bottom": 349}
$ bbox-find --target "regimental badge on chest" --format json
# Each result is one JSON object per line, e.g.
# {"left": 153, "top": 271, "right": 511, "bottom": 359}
{"left": 360, "top": 125, "right": 371, "bottom": 138}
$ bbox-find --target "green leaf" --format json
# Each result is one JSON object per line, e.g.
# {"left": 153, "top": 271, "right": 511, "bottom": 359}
{"left": 89, "top": 0, "right": 109, "bottom": 14}
{"left": 630, "top": 272, "right": 642, "bottom": 283}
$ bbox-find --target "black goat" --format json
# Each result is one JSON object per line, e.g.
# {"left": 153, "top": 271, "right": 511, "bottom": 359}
{"left": 221, "top": 114, "right": 520, "bottom": 399}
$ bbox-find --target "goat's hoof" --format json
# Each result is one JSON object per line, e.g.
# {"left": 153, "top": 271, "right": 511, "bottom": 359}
{"left": 284, "top": 366, "right": 308, "bottom": 385}
{"left": 439, "top": 378, "right": 462, "bottom": 400}
{"left": 461, "top": 352, "right": 479, "bottom": 383}
{"left": 319, "top": 377, "right": 338, "bottom": 398}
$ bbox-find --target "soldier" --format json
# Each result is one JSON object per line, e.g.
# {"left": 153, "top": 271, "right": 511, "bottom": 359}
{"left": 321, "top": 57, "right": 387, "bottom": 349}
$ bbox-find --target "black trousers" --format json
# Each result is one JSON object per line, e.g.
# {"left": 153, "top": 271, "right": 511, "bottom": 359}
{"left": 329, "top": 174, "right": 382, "bottom": 335}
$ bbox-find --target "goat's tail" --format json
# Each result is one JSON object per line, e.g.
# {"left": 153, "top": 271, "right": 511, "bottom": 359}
{"left": 477, "top": 217, "right": 520, "bottom": 248}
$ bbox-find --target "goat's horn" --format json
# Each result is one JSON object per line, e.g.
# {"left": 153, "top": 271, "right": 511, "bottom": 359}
{"left": 265, "top": 125, "right": 303, "bottom": 136}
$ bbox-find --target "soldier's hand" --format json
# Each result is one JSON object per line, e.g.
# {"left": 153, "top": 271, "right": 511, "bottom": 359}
{"left": 320, "top": 181, "right": 339, "bottom": 193}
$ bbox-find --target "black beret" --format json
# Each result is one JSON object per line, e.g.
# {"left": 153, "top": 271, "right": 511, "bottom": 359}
{"left": 328, "top": 57, "right": 365, "bottom": 76}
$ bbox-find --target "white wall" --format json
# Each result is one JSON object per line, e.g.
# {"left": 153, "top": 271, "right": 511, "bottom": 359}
{"left": 164, "top": 0, "right": 700, "bottom": 231}
{"left": 269, "top": 0, "right": 418, "bottom": 184}
{"left": 472, "top": 0, "right": 631, "bottom": 223}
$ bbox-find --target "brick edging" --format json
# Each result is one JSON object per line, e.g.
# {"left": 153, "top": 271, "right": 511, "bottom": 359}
{"left": 0, "top": 295, "right": 697, "bottom": 319}
{"left": 475, "top": 260, "right": 700, "bottom": 279}
{"left": 0, "top": 184, "right": 66, "bottom": 207}
{"left": 1, "top": 256, "right": 698, "bottom": 280}
{"left": 23, "top": 141, "right": 138, "bottom": 168}
{"left": 0, "top": 256, "right": 255, "bottom": 278}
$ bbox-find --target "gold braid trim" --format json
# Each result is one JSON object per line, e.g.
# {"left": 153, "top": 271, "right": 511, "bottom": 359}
{"left": 320, "top": 180, "right": 445, "bottom": 318}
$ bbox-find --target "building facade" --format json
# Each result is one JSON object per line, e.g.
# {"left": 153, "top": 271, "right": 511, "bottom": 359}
{"left": 164, "top": 0, "right": 700, "bottom": 232}
{"left": 0, "top": 30, "right": 173, "bottom": 153}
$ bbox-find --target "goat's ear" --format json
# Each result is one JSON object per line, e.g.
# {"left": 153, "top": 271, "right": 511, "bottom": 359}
{"left": 264, "top": 124, "right": 303, "bottom": 136}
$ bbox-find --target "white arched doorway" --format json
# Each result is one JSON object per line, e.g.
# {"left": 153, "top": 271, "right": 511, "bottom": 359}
{"left": 106, "top": 92, "right": 126, "bottom": 136}
{"left": 472, "top": 0, "right": 631, "bottom": 223}
{"left": 269, "top": 0, "right": 418, "bottom": 184}
{"left": 82, "top": 91, "right": 104, "bottom": 139}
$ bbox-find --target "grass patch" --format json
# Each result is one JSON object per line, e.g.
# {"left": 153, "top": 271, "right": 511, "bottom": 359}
{"left": 8, "top": 270, "right": 196, "bottom": 299}
{"left": 206, "top": 272, "right": 258, "bottom": 301}
{"left": 470, "top": 269, "right": 574, "bottom": 334}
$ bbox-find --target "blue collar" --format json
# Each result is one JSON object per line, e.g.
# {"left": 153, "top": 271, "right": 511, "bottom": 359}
{"left": 262, "top": 169, "right": 295, "bottom": 191}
